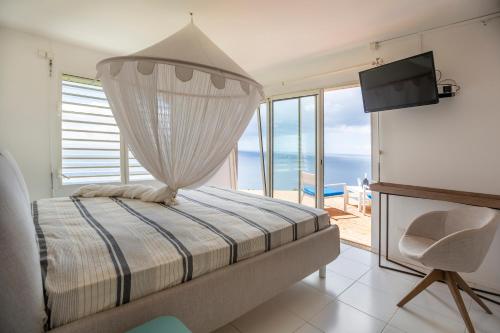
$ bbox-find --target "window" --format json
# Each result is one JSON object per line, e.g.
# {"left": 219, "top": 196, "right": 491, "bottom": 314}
{"left": 60, "top": 74, "right": 152, "bottom": 185}
{"left": 128, "top": 150, "right": 154, "bottom": 181}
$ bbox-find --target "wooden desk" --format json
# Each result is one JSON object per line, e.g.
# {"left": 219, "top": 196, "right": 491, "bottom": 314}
{"left": 369, "top": 182, "right": 500, "bottom": 304}
{"left": 370, "top": 182, "right": 500, "bottom": 209}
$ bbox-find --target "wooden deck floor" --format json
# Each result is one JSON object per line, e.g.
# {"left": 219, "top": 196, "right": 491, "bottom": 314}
{"left": 243, "top": 190, "right": 372, "bottom": 248}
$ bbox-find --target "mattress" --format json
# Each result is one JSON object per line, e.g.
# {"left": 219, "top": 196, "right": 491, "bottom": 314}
{"left": 34, "top": 186, "right": 330, "bottom": 329}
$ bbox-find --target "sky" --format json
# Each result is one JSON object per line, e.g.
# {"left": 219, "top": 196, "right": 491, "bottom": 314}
{"left": 238, "top": 86, "right": 371, "bottom": 156}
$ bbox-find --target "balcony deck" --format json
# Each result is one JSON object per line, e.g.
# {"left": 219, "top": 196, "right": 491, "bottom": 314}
{"left": 243, "top": 190, "right": 371, "bottom": 248}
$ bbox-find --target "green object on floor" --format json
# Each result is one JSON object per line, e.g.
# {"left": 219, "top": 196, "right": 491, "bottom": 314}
{"left": 126, "top": 316, "right": 191, "bottom": 333}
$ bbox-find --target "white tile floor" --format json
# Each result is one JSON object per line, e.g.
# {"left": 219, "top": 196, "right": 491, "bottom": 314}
{"left": 212, "top": 244, "right": 500, "bottom": 333}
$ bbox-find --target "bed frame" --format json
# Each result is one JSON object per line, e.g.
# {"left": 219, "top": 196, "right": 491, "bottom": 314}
{"left": 0, "top": 149, "right": 340, "bottom": 333}
{"left": 52, "top": 227, "right": 339, "bottom": 333}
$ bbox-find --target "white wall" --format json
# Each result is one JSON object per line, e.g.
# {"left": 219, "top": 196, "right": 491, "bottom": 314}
{"left": 263, "top": 19, "right": 500, "bottom": 293}
{"left": 376, "top": 20, "right": 500, "bottom": 294}
{"left": 0, "top": 27, "right": 232, "bottom": 200}
{"left": 0, "top": 27, "right": 54, "bottom": 200}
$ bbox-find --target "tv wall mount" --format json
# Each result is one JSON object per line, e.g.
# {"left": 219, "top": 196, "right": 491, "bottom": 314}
{"left": 436, "top": 69, "right": 460, "bottom": 98}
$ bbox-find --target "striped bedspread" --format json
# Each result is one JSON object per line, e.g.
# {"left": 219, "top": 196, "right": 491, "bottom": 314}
{"left": 33, "top": 186, "right": 330, "bottom": 328}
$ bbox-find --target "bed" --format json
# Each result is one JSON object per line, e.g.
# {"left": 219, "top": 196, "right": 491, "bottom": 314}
{"left": 0, "top": 150, "right": 340, "bottom": 333}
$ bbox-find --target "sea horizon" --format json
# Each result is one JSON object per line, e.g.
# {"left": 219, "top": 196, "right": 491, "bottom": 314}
{"left": 237, "top": 150, "right": 372, "bottom": 190}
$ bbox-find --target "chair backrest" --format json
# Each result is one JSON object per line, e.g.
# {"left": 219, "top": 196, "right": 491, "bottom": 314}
{"left": 424, "top": 206, "right": 499, "bottom": 272}
{"left": 300, "top": 171, "right": 316, "bottom": 187}
{"left": 0, "top": 149, "right": 45, "bottom": 332}
{"left": 445, "top": 206, "right": 497, "bottom": 235}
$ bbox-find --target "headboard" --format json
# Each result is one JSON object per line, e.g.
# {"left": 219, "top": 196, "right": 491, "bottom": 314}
{"left": 0, "top": 149, "right": 46, "bottom": 332}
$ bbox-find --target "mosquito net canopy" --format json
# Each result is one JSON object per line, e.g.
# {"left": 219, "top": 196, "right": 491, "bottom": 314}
{"left": 75, "top": 23, "right": 263, "bottom": 204}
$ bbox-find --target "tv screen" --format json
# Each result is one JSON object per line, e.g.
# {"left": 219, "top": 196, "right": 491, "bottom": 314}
{"left": 359, "top": 51, "right": 439, "bottom": 113}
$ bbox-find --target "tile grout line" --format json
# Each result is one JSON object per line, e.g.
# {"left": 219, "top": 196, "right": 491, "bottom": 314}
{"left": 355, "top": 267, "right": 419, "bottom": 297}
{"left": 292, "top": 321, "right": 326, "bottom": 333}
{"left": 337, "top": 299, "right": 389, "bottom": 325}
{"left": 335, "top": 268, "right": 394, "bottom": 328}
{"left": 330, "top": 248, "right": 467, "bottom": 331}
{"left": 300, "top": 275, "right": 356, "bottom": 297}
{"left": 281, "top": 306, "right": 313, "bottom": 333}
{"left": 302, "top": 312, "right": 327, "bottom": 333}
{"left": 229, "top": 323, "right": 243, "bottom": 333}
{"left": 324, "top": 257, "right": 372, "bottom": 281}
{"left": 329, "top": 274, "right": 358, "bottom": 300}
{"left": 391, "top": 294, "right": 470, "bottom": 331}
{"left": 303, "top": 266, "right": 389, "bottom": 332}
{"left": 229, "top": 245, "right": 492, "bottom": 333}
{"left": 289, "top": 282, "right": 336, "bottom": 327}
{"left": 300, "top": 273, "right": 358, "bottom": 333}
{"left": 381, "top": 301, "right": 402, "bottom": 332}
{"left": 351, "top": 266, "right": 472, "bottom": 330}
{"left": 380, "top": 322, "right": 390, "bottom": 333}
{"left": 321, "top": 261, "right": 373, "bottom": 301}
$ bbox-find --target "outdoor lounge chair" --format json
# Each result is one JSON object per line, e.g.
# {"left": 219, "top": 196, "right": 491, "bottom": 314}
{"left": 300, "top": 171, "right": 348, "bottom": 211}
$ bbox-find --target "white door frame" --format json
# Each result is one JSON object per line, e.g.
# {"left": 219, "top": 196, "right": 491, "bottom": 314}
{"left": 267, "top": 90, "right": 321, "bottom": 207}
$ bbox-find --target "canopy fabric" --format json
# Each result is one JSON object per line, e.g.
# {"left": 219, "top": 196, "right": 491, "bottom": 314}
{"left": 83, "top": 23, "right": 262, "bottom": 204}
{"left": 132, "top": 23, "right": 253, "bottom": 81}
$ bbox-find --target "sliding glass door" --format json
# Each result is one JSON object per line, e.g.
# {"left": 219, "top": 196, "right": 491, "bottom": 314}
{"left": 323, "top": 86, "right": 372, "bottom": 246}
{"left": 272, "top": 95, "right": 317, "bottom": 206}
{"left": 272, "top": 98, "right": 299, "bottom": 202}
{"left": 238, "top": 86, "right": 372, "bottom": 247}
{"left": 323, "top": 86, "right": 371, "bottom": 200}
{"left": 299, "top": 96, "right": 317, "bottom": 207}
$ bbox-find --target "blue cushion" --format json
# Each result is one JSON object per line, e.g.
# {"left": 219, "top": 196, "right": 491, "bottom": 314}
{"left": 303, "top": 186, "right": 344, "bottom": 197}
{"left": 127, "top": 316, "right": 191, "bottom": 333}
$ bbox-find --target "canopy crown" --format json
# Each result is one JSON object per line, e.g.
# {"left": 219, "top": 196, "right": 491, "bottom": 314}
{"left": 97, "top": 22, "right": 260, "bottom": 87}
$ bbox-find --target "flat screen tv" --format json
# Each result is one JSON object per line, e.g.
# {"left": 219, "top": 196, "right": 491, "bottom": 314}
{"left": 359, "top": 51, "right": 439, "bottom": 113}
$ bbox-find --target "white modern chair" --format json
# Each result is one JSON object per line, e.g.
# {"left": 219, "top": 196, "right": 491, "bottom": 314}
{"left": 397, "top": 206, "right": 499, "bottom": 333}
{"left": 357, "top": 177, "right": 372, "bottom": 214}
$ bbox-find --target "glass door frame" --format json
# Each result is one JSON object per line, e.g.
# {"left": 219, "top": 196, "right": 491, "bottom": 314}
{"left": 256, "top": 104, "right": 267, "bottom": 195}
{"left": 321, "top": 82, "right": 373, "bottom": 213}
{"left": 262, "top": 84, "right": 370, "bottom": 210}
{"left": 265, "top": 89, "right": 324, "bottom": 208}
{"left": 255, "top": 83, "right": 375, "bottom": 249}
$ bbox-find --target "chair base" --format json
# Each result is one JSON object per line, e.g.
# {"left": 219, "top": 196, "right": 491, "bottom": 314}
{"left": 397, "top": 269, "right": 492, "bottom": 333}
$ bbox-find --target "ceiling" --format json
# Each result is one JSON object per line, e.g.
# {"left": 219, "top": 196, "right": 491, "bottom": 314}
{"left": 1, "top": 0, "right": 499, "bottom": 78}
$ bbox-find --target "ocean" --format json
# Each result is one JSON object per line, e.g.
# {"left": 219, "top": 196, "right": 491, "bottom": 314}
{"left": 237, "top": 150, "right": 371, "bottom": 190}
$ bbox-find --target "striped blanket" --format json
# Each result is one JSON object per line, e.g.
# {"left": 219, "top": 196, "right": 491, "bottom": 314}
{"left": 33, "top": 187, "right": 330, "bottom": 328}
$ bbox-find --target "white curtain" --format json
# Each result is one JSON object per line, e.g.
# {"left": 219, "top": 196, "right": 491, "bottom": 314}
{"left": 74, "top": 60, "right": 261, "bottom": 204}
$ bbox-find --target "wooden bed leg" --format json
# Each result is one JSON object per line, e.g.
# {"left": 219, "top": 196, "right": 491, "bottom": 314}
{"left": 319, "top": 266, "right": 327, "bottom": 279}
